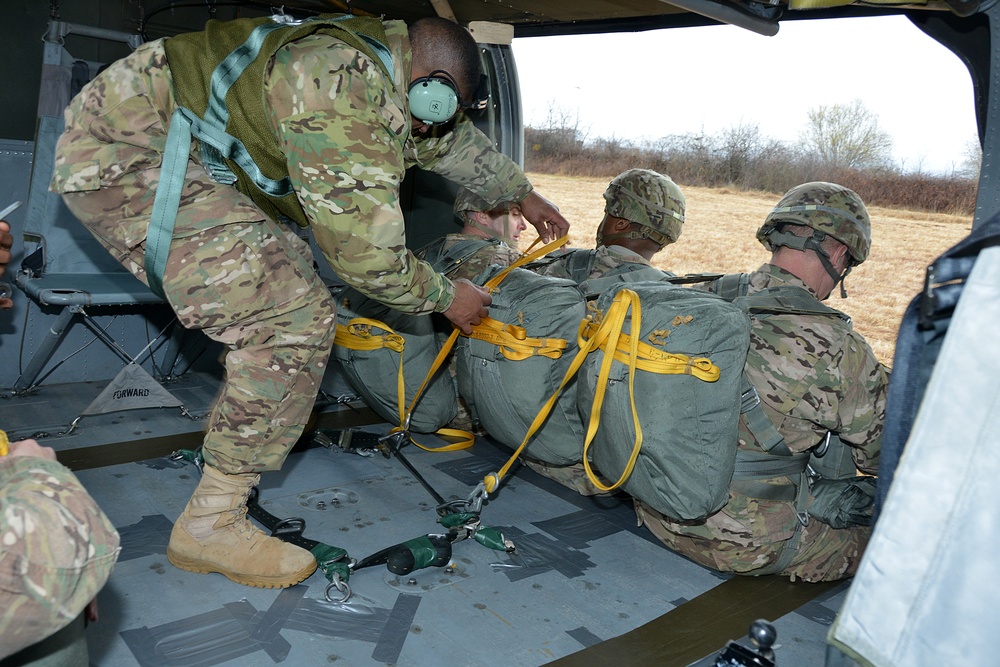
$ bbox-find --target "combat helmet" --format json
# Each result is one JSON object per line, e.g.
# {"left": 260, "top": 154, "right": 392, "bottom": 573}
{"left": 757, "top": 182, "right": 871, "bottom": 264}
{"left": 602, "top": 169, "right": 686, "bottom": 248}
{"left": 757, "top": 182, "right": 871, "bottom": 297}
{"left": 453, "top": 188, "right": 498, "bottom": 219}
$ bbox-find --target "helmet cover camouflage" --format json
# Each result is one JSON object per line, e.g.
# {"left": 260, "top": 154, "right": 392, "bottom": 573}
{"left": 758, "top": 182, "right": 871, "bottom": 263}
{"left": 603, "top": 169, "right": 685, "bottom": 246}
{"left": 453, "top": 187, "right": 512, "bottom": 218}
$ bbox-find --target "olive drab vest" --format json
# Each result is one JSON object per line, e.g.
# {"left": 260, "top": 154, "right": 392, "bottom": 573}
{"left": 163, "top": 14, "right": 394, "bottom": 227}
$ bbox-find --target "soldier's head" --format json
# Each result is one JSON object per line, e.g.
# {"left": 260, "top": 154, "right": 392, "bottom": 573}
{"left": 596, "top": 169, "right": 685, "bottom": 261}
{"left": 408, "top": 19, "right": 486, "bottom": 135}
{"left": 454, "top": 188, "right": 526, "bottom": 244}
{"left": 757, "top": 182, "right": 871, "bottom": 299}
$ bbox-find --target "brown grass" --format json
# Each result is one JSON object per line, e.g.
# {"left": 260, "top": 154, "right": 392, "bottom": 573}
{"left": 522, "top": 173, "right": 973, "bottom": 366}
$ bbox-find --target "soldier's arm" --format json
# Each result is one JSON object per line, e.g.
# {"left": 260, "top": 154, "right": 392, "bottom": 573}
{"left": 411, "top": 116, "right": 569, "bottom": 241}
{"left": 0, "top": 449, "right": 120, "bottom": 658}
{"left": 265, "top": 37, "right": 455, "bottom": 315}
{"left": 837, "top": 331, "right": 889, "bottom": 475}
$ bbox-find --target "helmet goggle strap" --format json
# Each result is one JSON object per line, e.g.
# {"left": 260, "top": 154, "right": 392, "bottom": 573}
{"left": 598, "top": 224, "right": 669, "bottom": 250}
{"left": 766, "top": 229, "right": 852, "bottom": 298}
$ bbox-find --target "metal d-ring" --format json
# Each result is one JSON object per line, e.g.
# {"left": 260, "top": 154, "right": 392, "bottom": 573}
{"left": 324, "top": 575, "right": 352, "bottom": 604}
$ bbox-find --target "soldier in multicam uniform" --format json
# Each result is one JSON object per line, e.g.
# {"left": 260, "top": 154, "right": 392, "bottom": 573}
{"left": 48, "top": 15, "right": 569, "bottom": 589}
{"left": 529, "top": 168, "right": 684, "bottom": 284}
{"left": 636, "top": 182, "right": 889, "bottom": 582}
{"left": 415, "top": 188, "right": 527, "bottom": 432}
{"left": 526, "top": 169, "right": 685, "bottom": 494}
{"left": 415, "top": 187, "right": 526, "bottom": 283}
{"left": 0, "top": 437, "right": 121, "bottom": 661}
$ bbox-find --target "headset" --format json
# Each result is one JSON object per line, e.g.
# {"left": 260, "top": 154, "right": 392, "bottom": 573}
{"left": 408, "top": 70, "right": 490, "bottom": 125}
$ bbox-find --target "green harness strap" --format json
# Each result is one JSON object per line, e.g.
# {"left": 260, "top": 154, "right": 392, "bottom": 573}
{"left": 144, "top": 17, "right": 394, "bottom": 298}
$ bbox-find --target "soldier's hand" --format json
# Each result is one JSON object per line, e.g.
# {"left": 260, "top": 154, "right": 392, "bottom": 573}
{"left": 0, "top": 220, "right": 12, "bottom": 278}
{"left": 519, "top": 191, "right": 569, "bottom": 243}
{"left": 444, "top": 279, "right": 491, "bottom": 335}
{"left": 7, "top": 438, "right": 57, "bottom": 461}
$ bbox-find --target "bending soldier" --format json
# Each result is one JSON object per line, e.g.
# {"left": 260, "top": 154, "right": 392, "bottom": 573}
{"left": 636, "top": 182, "right": 889, "bottom": 582}
{"left": 49, "top": 15, "right": 569, "bottom": 589}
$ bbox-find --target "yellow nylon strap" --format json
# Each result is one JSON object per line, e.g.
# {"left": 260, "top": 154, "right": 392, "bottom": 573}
{"left": 483, "top": 234, "right": 569, "bottom": 291}
{"left": 578, "top": 290, "right": 645, "bottom": 493}
{"left": 334, "top": 318, "right": 406, "bottom": 352}
{"left": 578, "top": 321, "right": 720, "bottom": 381}
{"left": 464, "top": 316, "right": 567, "bottom": 361}
{"left": 392, "top": 327, "right": 475, "bottom": 453}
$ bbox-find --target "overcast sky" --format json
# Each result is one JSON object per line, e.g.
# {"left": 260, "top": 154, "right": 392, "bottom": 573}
{"left": 511, "top": 15, "right": 978, "bottom": 176}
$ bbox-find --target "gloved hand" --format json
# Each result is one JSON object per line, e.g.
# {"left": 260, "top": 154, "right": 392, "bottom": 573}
{"left": 807, "top": 476, "right": 877, "bottom": 529}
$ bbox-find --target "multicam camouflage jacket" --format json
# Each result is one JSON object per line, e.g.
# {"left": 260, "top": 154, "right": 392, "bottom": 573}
{"left": 0, "top": 456, "right": 120, "bottom": 658}
{"left": 415, "top": 233, "right": 521, "bottom": 283}
{"left": 638, "top": 263, "right": 889, "bottom": 580}
{"left": 51, "top": 18, "right": 532, "bottom": 316}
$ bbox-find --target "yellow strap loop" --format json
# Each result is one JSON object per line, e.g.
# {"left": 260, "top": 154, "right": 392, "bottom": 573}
{"left": 334, "top": 318, "right": 474, "bottom": 453}
{"left": 334, "top": 318, "right": 406, "bottom": 353}
{"left": 578, "top": 290, "right": 645, "bottom": 493}
{"left": 464, "top": 316, "right": 567, "bottom": 361}
{"left": 578, "top": 321, "right": 720, "bottom": 381}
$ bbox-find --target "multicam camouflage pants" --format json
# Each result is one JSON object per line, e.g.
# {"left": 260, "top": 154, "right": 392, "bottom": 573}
{"left": 55, "top": 41, "right": 335, "bottom": 474}
{"left": 634, "top": 499, "right": 869, "bottom": 583}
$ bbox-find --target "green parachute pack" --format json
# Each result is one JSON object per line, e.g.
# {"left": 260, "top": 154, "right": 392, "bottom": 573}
{"left": 332, "top": 237, "right": 503, "bottom": 433}
{"left": 455, "top": 266, "right": 589, "bottom": 464}
{"left": 581, "top": 275, "right": 858, "bottom": 523}
{"left": 579, "top": 282, "right": 751, "bottom": 520}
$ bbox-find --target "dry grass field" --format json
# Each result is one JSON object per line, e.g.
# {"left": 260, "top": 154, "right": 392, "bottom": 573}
{"left": 521, "top": 173, "right": 974, "bottom": 365}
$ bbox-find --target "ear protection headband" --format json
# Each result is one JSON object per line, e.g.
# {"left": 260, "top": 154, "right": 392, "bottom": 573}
{"left": 408, "top": 69, "right": 460, "bottom": 125}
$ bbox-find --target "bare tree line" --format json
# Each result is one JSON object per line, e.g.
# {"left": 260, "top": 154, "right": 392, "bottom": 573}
{"left": 525, "top": 99, "right": 979, "bottom": 215}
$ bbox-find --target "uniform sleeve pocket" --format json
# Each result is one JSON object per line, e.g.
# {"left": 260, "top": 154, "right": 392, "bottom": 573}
{"left": 50, "top": 159, "right": 102, "bottom": 194}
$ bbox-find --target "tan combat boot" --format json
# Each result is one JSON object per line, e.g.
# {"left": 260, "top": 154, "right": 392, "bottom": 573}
{"left": 167, "top": 464, "right": 317, "bottom": 588}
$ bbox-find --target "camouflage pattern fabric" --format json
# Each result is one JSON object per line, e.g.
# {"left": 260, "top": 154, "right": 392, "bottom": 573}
{"left": 50, "top": 23, "right": 533, "bottom": 472}
{"left": 637, "top": 263, "right": 888, "bottom": 582}
{"left": 530, "top": 245, "right": 654, "bottom": 283}
{"left": 0, "top": 456, "right": 120, "bottom": 659}
{"left": 415, "top": 233, "right": 521, "bottom": 283}
{"left": 523, "top": 459, "right": 612, "bottom": 497}
{"left": 603, "top": 168, "right": 685, "bottom": 246}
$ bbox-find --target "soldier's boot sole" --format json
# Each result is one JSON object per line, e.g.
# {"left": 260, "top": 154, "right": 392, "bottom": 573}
{"left": 167, "top": 543, "right": 316, "bottom": 589}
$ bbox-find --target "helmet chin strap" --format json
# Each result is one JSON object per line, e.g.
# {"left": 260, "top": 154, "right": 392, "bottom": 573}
{"left": 467, "top": 213, "right": 515, "bottom": 245}
{"left": 766, "top": 229, "right": 852, "bottom": 298}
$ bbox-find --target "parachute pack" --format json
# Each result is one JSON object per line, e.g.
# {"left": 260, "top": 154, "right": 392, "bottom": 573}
{"left": 455, "top": 263, "right": 854, "bottom": 524}
{"left": 455, "top": 266, "right": 589, "bottom": 464}
{"left": 579, "top": 282, "right": 750, "bottom": 520}
{"left": 332, "top": 236, "right": 506, "bottom": 434}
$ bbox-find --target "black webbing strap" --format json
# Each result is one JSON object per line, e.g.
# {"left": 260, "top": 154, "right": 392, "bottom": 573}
{"left": 547, "top": 575, "right": 841, "bottom": 667}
